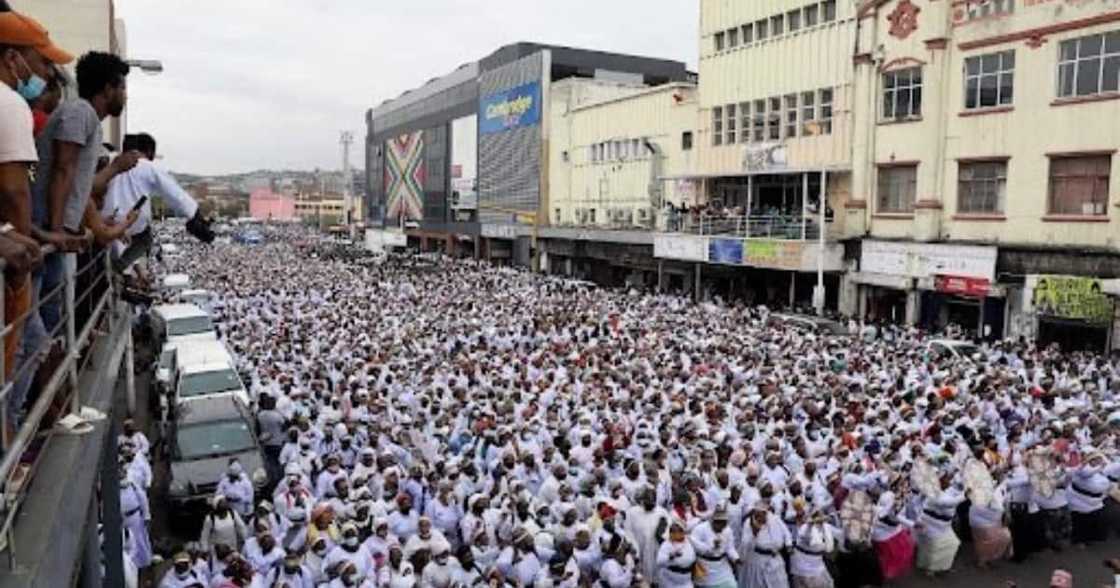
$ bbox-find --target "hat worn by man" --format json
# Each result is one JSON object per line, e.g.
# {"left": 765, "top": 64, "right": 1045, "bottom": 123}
{"left": 0, "top": 12, "right": 73, "bottom": 64}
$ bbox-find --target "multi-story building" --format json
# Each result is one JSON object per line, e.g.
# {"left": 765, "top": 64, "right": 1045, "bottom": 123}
{"left": 364, "top": 42, "right": 691, "bottom": 265}
{"left": 849, "top": 0, "right": 1120, "bottom": 349}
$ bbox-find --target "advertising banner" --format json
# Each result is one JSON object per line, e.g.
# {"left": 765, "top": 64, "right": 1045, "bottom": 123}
{"left": 653, "top": 235, "right": 708, "bottom": 262}
{"left": 709, "top": 238, "right": 744, "bottom": 265}
{"left": 479, "top": 81, "right": 542, "bottom": 135}
{"left": 861, "top": 240, "right": 996, "bottom": 281}
{"left": 935, "top": 275, "right": 991, "bottom": 298}
{"left": 745, "top": 239, "right": 803, "bottom": 270}
{"left": 1032, "top": 275, "right": 1114, "bottom": 324}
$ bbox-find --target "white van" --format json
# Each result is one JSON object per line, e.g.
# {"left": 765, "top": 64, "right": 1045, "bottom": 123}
{"left": 178, "top": 289, "right": 215, "bottom": 312}
{"left": 156, "top": 338, "right": 231, "bottom": 397}
{"left": 161, "top": 273, "right": 191, "bottom": 294}
{"left": 150, "top": 304, "right": 216, "bottom": 352}
{"left": 175, "top": 361, "right": 251, "bottom": 410}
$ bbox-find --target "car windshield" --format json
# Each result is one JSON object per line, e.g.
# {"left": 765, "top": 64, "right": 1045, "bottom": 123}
{"left": 177, "top": 420, "right": 254, "bottom": 460}
{"left": 180, "top": 369, "right": 242, "bottom": 398}
{"left": 168, "top": 316, "right": 213, "bottom": 337}
{"left": 953, "top": 344, "right": 980, "bottom": 358}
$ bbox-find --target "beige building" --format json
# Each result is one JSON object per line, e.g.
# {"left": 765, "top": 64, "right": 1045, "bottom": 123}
{"left": 548, "top": 79, "right": 699, "bottom": 230}
{"left": 850, "top": 0, "right": 1120, "bottom": 349}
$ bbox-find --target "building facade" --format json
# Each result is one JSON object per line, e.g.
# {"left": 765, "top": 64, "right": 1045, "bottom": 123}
{"left": 850, "top": 0, "right": 1120, "bottom": 349}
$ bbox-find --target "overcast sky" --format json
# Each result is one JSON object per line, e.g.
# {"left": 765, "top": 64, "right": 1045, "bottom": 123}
{"left": 114, "top": 0, "right": 698, "bottom": 176}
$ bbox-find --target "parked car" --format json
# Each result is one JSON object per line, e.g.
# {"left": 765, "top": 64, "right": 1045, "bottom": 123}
{"left": 178, "top": 289, "right": 215, "bottom": 312}
{"left": 928, "top": 339, "right": 982, "bottom": 360}
{"left": 166, "top": 395, "right": 266, "bottom": 508}
{"left": 157, "top": 339, "right": 235, "bottom": 413}
{"left": 150, "top": 304, "right": 216, "bottom": 352}
{"left": 160, "top": 273, "right": 191, "bottom": 294}
{"left": 175, "top": 360, "right": 252, "bottom": 410}
{"left": 767, "top": 313, "right": 850, "bottom": 336}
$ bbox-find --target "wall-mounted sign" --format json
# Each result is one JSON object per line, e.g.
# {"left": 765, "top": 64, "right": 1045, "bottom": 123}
{"left": 709, "top": 238, "right": 744, "bottom": 265}
{"left": 479, "top": 81, "right": 542, "bottom": 135}
{"left": 935, "top": 275, "right": 991, "bottom": 298}
{"left": 654, "top": 235, "right": 708, "bottom": 262}
{"left": 861, "top": 240, "right": 996, "bottom": 281}
{"left": 742, "top": 142, "right": 788, "bottom": 172}
{"left": 1031, "top": 275, "right": 1114, "bottom": 324}
{"left": 481, "top": 224, "right": 519, "bottom": 240}
{"left": 745, "top": 239, "right": 803, "bottom": 271}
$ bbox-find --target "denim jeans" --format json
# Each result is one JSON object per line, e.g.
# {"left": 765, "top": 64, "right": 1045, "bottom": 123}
{"left": 38, "top": 251, "right": 67, "bottom": 337}
{"left": 9, "top": 268, "right": 47, "bottom": 423}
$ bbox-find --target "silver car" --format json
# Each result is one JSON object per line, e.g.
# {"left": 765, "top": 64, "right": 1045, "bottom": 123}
{"left": 167, "top": 395, "right": 266, "bottom": 507}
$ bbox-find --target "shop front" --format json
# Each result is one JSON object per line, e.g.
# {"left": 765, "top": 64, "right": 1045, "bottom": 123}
{"left": 856, "top": 240, "right": 1000, "bottom": 338}
{"left": 1023, "top": 275, "right": 1115, "bottom": 352}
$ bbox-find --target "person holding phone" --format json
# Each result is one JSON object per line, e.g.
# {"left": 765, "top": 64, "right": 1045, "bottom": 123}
{"left": 99, "top": 132, "right": 213, "bottom": 273}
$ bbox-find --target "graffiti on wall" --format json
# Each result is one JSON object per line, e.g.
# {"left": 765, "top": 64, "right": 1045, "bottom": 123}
{"left": 1032, "top": 275, "right": 1114, "bottom": 324}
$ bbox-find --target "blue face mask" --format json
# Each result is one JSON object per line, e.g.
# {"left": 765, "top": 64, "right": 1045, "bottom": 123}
{"left": 13, "top": 54, "right": 46, "bottom": 101}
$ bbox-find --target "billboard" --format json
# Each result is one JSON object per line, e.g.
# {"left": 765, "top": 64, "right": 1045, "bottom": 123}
{"left": 709, "top": 238, "right": 744, "bottom": 265}
{"left": 479, "top": 81, "right": 541, "bottom": 135}
{"left": 451, "top": 115, "right": 478, "bottom": 210}
{"left": 384, "top": 131, "right": 425, "bottom": 222}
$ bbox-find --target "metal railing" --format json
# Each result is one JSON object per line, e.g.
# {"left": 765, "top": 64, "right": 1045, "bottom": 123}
{"left": 0, "top": 246, "right": 117, "bottom": 564}
{"left": 670, "top": 213, "right": 825, "bottom": 240}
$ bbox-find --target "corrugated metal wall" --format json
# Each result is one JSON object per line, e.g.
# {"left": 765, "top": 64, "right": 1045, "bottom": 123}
{"left": 477, "top": 53, "right": 544, "bottom": 223}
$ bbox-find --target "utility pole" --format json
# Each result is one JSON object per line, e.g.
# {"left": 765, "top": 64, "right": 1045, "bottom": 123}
{"left": 340, "top": 131, "right": 354, "bottom": 228}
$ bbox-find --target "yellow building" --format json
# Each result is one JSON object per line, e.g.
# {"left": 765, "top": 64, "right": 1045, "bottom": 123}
{"left": 850, "top": 0, "right": 1120, "bottom": 348}
{"left": 548, "top": 79, "right": 699, "bottom": 230}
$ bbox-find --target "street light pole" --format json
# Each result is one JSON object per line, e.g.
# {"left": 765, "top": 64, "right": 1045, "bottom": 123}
{"left": 814, "top": 170, "right": 828, "bottom": 315}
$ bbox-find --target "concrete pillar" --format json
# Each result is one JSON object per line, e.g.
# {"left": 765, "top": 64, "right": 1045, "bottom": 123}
{"left": 789, "top": 272, "right": 797, "bottom": 308}
{"left": 905, "top": 289, "right": 920, "bottom": 325}
{"left": 694, "top": 263, "right": 702, "bottom": 303}
{"left": 473, "top": 237, "right": 482, "bottom": 260}
{"left": 565, "top": 258, "right": 573, "bottom": 277}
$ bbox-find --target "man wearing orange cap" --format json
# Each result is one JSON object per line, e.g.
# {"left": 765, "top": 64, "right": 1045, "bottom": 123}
{"left": 0, "top": 11, "right": 75, "bottom": 425}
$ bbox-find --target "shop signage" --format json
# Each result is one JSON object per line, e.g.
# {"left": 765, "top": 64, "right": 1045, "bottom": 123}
{"left": 935, "top": 275, "right": 991, "bottom": 297}
{"left": 861, "top": 240, "right": 996, "bottom": 281}
{"left": 709, "top": 238, "right": 744, "bottom": 265}
{"left": 742, "top": 142, "right": 788, "bottom": 172}
{"left": 745, "top": 239, "right": 803, "bottom": 271}
{"left": 1032, "top": 275, "right": 1114, "bottom": 324}
{"left": 479, "top": 81, "right": 541, "bottom": 135}
{"left": 481, "top": 224, "right": 518, "bottom": 239}
{"left": 653, "top": 234, "right": 708, "bottom": 262}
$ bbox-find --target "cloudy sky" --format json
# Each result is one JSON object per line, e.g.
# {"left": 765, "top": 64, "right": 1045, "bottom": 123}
{"left": 114, "top": 0, "right": 699, "bottom": 176}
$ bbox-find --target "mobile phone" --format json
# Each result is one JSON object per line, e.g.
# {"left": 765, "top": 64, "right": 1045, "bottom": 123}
{"left": 130, "top": 196, "right": 149, "bottom": 213}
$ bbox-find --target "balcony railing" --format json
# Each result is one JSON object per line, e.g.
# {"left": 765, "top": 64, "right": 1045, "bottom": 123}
{"left": 667, "top": 212, "right": 828, "bottom": 240}
{"left": 0, "top": 246, "right": 118, "bottom": 564}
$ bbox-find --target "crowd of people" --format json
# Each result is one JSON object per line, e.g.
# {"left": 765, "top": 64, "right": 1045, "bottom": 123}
{"left": 139, "top": 229, "right": 1120, "bottom": 588}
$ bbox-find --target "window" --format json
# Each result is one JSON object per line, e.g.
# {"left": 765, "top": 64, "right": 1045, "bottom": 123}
{"left": 965, "top": 51, "right": 1015, "bottom": 109}
{"left": 756, "top": 19, "right": 769, "bottom": 41}
{"left": 819, "top": 88, "right": 834, "bottom": 134}
{"left": 714, "top": 31, "right": 726, "bottom": 52}
{"left": 726, "top": 103, "right": 737, "bottom": 144}
{"left": 555, "top": 208, "right": 562, "bottom": 224}
{"left": 878, "top": 165, "right": 918, "bottom": 213}
{"left": 1057, "top": 31, "right": 1120, "bottom": 98}
{"left": 883, "top": 67, "right": 923, "bottom": 120}
{"left": 591, "top": 144, "right": 600, "bottom": 163}
{"left": 682, "top": 131, "right": 694, "bottom": 151}
{"left": 1048, "top": 155, "right": 1112, "bottom": 216}
{"left": 965, "top": 0, "right": 1015, "bottom": 20}
{"left": 632, "top": 138, "right": 641, "bottom": 158}
{"left": 753, "top": 99, "right": 766, "bottom": 142}
{"left": 771, "top": 14, "right": 785, "bottom": 36}
{"left": 589, "top": 209, "right": 597, "bottom": 223}
{"left": 788, "top": 10, "right": 802, "bottom": 32}
{"left": 728, "top": 27, "right": 740, "bottom": 48}
{"left": 805, "top": 4, "right": 820, "bottom": 26}
{"left": 617, "top": 140, "right": 627, "bottom": 160}
{"left": 768, "top": 97, "right": 782, "bottom": 140}
{"left": 785, "top": 94, "right": 799, "bottom": 138}
{"left": 713, "top": 106, "right": 723, "bottom": 146}
{"left": 823, "top": 0, "right": 837, "bottom": 22}
{"left": 739, "top": 101, "right": 751, "bottom": 143}
{"left": 562, "top": 150, "right": 570, "bottom": 163}
{"left": 958, "top": 161, "right": 1007, "bottom": 214}
{"left": 801, "top": 91, "right": 817, "bottom": 134}
{"left": 742, "top": 23, "right": 754, "bottom": 44}
{"left": 604, "top": 142, "right": 612, "bottom": 160}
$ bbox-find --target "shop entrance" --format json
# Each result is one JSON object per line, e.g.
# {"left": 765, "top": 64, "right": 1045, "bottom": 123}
{"left": 1037, "top": 318, "right": 1110, "bottom": 352}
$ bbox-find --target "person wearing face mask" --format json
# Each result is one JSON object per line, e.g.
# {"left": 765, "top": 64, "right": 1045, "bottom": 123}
{"left": 404, "top": 516, "right": 450, "bottom": 567}
{"left": 324, "top": 522, "right": 375, "bottom": 582}
{"left": 0, "top": 12, "right": 74, "bottom": 431}
{"left": 200, "top": 495, "right": 247, "bottom": 557}
{"left": 656, "top": 519, "right": 696, "bottom": 588}
{"left": 216, "top": 460, "right": 254, "bottom": 518}
{"left": 243, "top": 528, "right": 284, "bottom": 576}
{"left": 303, "top": 537, "right": 331, "bottom": 586}
{"left": 377, "top": 544, "right": 416, "bottom": 588}
{"left": 158, "top": 551, "right": 203, "bottom": 588}
{"left": 425, "top": 482, "right": 463, "bottom": 551}
{"left": 495, "top": 527, "right": 542, "bottom": 586}
{"left": 389, "top": 492, "right": 421, "bottom": 540}
{"left": 420, "top": 543, "right": 456, "bottom": 588}
{"left": 263, "top": 551, "right": 313, "bottom": 588}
